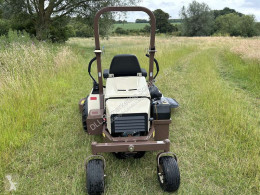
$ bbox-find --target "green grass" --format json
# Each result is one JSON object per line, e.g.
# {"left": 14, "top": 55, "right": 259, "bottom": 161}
{"left": 1, "top": 36, "right": 259, "bottom": 194}
{"left": 0, "top": 42, "right": 83, "bottom": 187}
{"left": 113, "top": 23, "right": 149, "bottom": 30}
{"left": 113, "top": 22, "right": 180, "bottom": 31}
{"left": 220, "top": 51, "right": 260, "bottom": 97}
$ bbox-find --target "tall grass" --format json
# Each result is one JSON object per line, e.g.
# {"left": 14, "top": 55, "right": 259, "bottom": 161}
{"left": 220, "top": 51, "right": 260, "bottom": 96}
{"left": 0, "top": 31, "right": 80, "bottom": 182}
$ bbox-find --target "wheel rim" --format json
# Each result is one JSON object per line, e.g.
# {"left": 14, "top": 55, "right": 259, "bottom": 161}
{"left": 158, "top": 165, "right": 164, "bottom": 184}
{"left": 158, "top": 172, "right": 164, "bottom": 184}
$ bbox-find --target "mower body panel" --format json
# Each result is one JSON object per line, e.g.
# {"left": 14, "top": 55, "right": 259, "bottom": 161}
{"left": 104, "top": 76, "right": 151, "bottom": 135}
{"left": 105, "top": 76, "right": 150, "bottom": 99}
{"left": 87, "top": 93, "right": 101, "bottom": 113}
{"left": 106, "top": 98, "right": 150, "bottom": 134}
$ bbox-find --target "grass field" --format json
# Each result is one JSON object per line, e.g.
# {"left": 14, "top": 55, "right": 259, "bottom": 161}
{"left": 113, "top": 23, "right": 149, "bottom": 30}
{"left": 113, "top": 22, "right": 180, "bottom": 31}
{"left": 1, "top": 36, "right": 259, "bottom": 194}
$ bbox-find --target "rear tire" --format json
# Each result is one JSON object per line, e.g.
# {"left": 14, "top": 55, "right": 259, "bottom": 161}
{"left": 86, "top": 159, "right": 104, "bottom": 195}
{"left": 82, "top": 96, "right": 88, "bottom": 132}
{"left": 157, "top": 156, "right": 180, "bottom": 192}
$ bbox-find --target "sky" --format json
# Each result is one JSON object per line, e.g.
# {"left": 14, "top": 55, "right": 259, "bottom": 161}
{"left": 120, "top": 0, "right": 260, "bottom": 22}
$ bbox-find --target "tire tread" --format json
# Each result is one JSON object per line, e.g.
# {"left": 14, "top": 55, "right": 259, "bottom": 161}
{"left": 86, "top": 159, "right": 104, "bottom": 195}
{"left": 158, "top": 156, "right": 180, "bottom": 192}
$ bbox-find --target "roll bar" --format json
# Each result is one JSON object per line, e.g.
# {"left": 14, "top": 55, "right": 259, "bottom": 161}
{"left": 94, "top": 6, "right": 157, "bottom": 95}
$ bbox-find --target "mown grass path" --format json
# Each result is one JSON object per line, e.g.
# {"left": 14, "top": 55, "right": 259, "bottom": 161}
{"left": 2, "top": 37, "right": 259, "bottom": 194}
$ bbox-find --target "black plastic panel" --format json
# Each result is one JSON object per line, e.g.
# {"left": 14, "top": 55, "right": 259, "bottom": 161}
{"left": 152, "top": 104, "right": 171, "bottom": 120}
{"left": 111, "top": 113, "right": 148, "bottom": 135}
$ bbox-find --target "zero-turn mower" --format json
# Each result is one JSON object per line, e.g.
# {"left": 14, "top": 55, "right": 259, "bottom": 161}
{"left": 79, "top": 6, "right": 180, "bottom": 195}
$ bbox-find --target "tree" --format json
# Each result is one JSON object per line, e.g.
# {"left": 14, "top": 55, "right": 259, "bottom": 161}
{"left": 255, "top": 22, "right": 260, "bottom": 36}
{"left": 153, "top": 9, "right": 174, "bottom": 33}
{"left": 2, "top": 0, "right": 138, "bottom": 40}
{"left": 168, "top": 19, "right": 182, "bottom": 23}
{"left": 215, "top": 13, "right": 257, "bottom": 37}
{"left": 239, "top": 15, "right": 257, "bottom": 37}
{"left": 213, "top": 7, "right": 243, "bottom": 19}
{"left": 215, "top": 13, "right": 240, "bottom": 36}
{"left": 114, "top": 20, "right": 127, "bottom": 24}
{"left": 135, "top": 19, "right": 148, "bottom": 23}
{"left": 180, "top": 1, "right": 215, "bottom": 36}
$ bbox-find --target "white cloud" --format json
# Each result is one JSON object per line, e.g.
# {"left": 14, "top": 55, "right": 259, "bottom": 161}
{"left": 122, "top": 0, "right": 260, "bottom": 21}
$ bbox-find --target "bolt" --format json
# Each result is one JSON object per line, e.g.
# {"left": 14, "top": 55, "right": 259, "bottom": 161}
{"left": 128, "top": 145, "right": 134, "bottom": 152}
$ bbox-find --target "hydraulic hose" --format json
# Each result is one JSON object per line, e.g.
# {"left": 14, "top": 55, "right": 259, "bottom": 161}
{"left": 146, "top": 54, "right": 159, "bottom": 79}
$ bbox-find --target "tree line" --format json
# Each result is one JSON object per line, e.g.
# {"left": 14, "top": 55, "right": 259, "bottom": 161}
{"left": 0, "top": 0, "right": 259, "bottom": 42}
{"left": 180, "top": 1, "right": 260, "bottom": 37}
{"left": 119, "top": 2, "right": 260, "bottom": 37}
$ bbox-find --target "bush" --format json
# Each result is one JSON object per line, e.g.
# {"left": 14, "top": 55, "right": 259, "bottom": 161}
{"left": 142, "top": 25, "right": 151, "bottom": 33}
{"left": 114, "top": 27, "right": 128, "bottom": 35}
{"left": 75, "top": 24, "right": 93, "bottom": 38}
{"left": 0, "top": 30, "right": 32, "bottom": 45}
{"left": 8, "top": 30, "right": 31, "bottom": 42}
{"left": 215, "top": 13, "right": 257, "bottom": 37}
{"left": 0, "top": 19, "right": 10, "bottom": 36}
{"left": 49, "top": 17, "right": 74, "bottom": 43}
{"left": 212, "top": 32, "right": 230, "bottom": 37}
{"left": 135, "top": 19, "right": 149, "bottom": 23}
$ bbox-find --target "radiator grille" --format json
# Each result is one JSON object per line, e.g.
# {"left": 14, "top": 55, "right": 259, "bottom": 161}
{"left": 111, "top": 113, "right": 148, "bottom": 134}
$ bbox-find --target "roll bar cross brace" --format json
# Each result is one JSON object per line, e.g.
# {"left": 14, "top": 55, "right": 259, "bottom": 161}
{"left": 94, "top": 6, "right": 157, "bottom": 95}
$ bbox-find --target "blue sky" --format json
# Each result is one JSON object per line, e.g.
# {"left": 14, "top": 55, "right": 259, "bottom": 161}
{"left": 120, "top": 0, "right": 260, "bottom": 21}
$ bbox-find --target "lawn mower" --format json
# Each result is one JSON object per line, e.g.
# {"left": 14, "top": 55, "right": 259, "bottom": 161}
{"left": 79, "top": 6, "right": 180, "bottom": 194}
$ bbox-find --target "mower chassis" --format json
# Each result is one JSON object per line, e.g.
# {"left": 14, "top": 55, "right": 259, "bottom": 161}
{"left": 92, "top": 124, "right": 171, "bottom": 155}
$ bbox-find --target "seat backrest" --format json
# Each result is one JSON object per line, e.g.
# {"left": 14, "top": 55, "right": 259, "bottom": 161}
{"left": 109, "top": 54, "right": 141, "bottom": 77}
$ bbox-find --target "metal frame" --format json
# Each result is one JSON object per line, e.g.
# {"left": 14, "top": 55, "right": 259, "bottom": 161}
{"left": 93, "top": 6, "right": 157, "bottom": 107}
{"left": 92, "top": 139, "right": 170, "bottom": 155}
{"left": 87, "top": 120, "right": 172, "bottom": 154}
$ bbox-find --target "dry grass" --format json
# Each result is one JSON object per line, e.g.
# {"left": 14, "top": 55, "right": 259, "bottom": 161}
{"left": 0, "top": 42, "right": 80, "bottom": 183}
{"left": 230, "top": 38, "right": 260, "bottom": 61}
{"left": 0, "top": 43, "right": 76, "bottom": 90}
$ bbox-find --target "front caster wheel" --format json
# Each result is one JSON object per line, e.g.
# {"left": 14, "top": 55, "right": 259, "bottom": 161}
{"left": 86, "top": 159, "right": 104, "bottom": 195}
{"left": 157, "top": 156, "right": 180, "bottom": 192}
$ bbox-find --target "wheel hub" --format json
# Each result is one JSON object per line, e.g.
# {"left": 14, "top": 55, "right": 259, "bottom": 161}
{"left": 158, "top": 172, "right": 164, "bottom": 183}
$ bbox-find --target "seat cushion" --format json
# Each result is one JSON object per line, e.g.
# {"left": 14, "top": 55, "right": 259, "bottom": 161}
{"left": 109, "top": 54, "right": 141, "bottom": 77}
